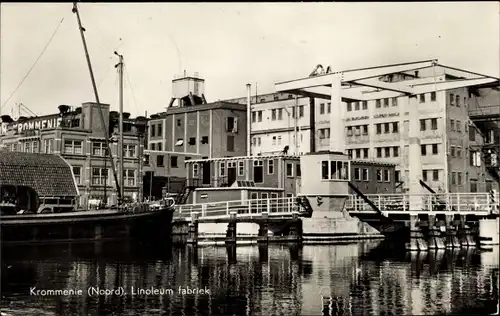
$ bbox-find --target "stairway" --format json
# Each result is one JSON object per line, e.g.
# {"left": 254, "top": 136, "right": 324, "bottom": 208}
{"left": 175, "top": 184, "right": 193, "bottom": 205}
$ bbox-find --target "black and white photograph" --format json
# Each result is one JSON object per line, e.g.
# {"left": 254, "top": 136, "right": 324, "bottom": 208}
{"left": 0, "top": 2, "right": 499, "bottom": 315}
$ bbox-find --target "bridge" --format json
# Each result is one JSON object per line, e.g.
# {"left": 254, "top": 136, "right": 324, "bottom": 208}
{"left": 346, "top": 192, "right": 498, "bottom": 216}
{"left": 173, "top": 197, "right": 310, "bottom": 223}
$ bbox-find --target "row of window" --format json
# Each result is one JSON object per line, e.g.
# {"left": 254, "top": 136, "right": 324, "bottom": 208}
{"left": 346, "top": 92, "right": 438, "bottom": 112}
{"left": 150, "top": 136, "right": 210, "bottom": 151}
{"left": 71, "top": 167, "right": 136, "bottom": 186}
{"left": 152, "top": 117, "right": 239, "bottom": 137}
{"left": 7, "top": 140, "right": 136, "bottom": 157}
{"left": 321, "top": 160, "right": 350, "bottom": 181}
{"left": 352, "top": 167, "right": 392, "bottom": 182}
{"left": 252, "top": 106, "right": 306, "bottom": 123}
{"left": 376, "top": 146, "right": 400, "bottom": 158}
{"left": 251, "top": 134, "right": 305, "bottom": 147}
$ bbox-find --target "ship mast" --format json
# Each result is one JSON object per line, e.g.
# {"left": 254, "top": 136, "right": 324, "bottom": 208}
{"left": 72, "top": 2, "right": 123, "bottom": 205}
{"left": 115, "top": 52, "right": 125, "bottom": 201}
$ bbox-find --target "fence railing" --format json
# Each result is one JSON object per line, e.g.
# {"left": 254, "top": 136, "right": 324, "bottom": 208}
{"left": 174, "top": 197, "right": 299, "bottom": 219}
{"left": 346, "top": 192, "right": 497, "bottom": 213}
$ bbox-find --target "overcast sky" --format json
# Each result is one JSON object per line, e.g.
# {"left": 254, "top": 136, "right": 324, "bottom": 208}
{"left": 1, "top": 2, "right": 499, "bottom": 118}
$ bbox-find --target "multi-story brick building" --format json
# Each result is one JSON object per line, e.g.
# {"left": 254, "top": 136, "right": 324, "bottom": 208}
{"left": 0, "top": 102, "right": 148, "bottom": 206}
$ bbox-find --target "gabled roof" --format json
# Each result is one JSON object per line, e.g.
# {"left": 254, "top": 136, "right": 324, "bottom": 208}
{"left": 0, "top": 152, "right": 78, "bottom": 197}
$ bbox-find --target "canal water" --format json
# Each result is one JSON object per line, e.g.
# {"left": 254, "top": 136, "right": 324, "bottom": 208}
{"left": 1, "top": 241, "right": 498, "bottom": 316}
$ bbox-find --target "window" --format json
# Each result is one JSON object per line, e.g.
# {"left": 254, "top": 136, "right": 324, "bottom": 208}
{"left": 432, "top": 144, "right": 438, "bottom": 155}
{"left": 384, "top": 147, "right": 390, "bottom": 157}
{"left": 92, "top": 168, "right": 108, "bottom": 185}
{"left": 383, "top": 169, "right": 390, "bottom": 182}
{"left": 354, "top": 126, "right": 361, "bottom": 136}
{"left": 188, "top": 137, "right": 196, "bottom": 146}
{"left": 347, "top": 149, "right": 353, "bottom": 159}
{"left": 354, "top": 102, "right": 360, "bottom": 111}
{"left": 238, "top": 161, "right": 244, "bottom": 176}
{"left": 23, "top": 142, "right": 30, "bottom": 153}
{"left": 227, "top": 135, "right": 235, "bottom": 151}
{"left": 451, "top": 145, "right": 456, "bottom": 157}
{"left": 65, "top": 140, "right": 83, "bottom": 155}
{"left": 143, "top": 154, "right": 150, "bottom": 165}
{"left": 422, "top": 170, "right": 428, "bottom": 182}
{"left": 469, "top": 125, "right": 476, "bottom": 141}
{"left": 124, "top": 144, "right": 136, "bottom": 158}
{"left": 226, "top": 117, "right": 237, "bottom": 132}
{"left": 346, "top": 103, "right": 352, "bottom": 112}
{"left": 157, "top": 155, "right": 164, "bottom": 167}
{"left": 277, "top": 136, "right": 282, "bottom": 145}
{"left": 431, "top": 118, "right": 438, "bottom": 130}
{"left": 150, "top": 143, "right": 156, "bottom": 150}
{"left": 451, "top": 172, "right": 456, "bottom": 185}
{"left": 419, "top": 94, "right": 425, "bottom": 103}
{"left": 201, "top": 136, "right": 209, "bottom": 144}
{"left": 346, "top": 127, "right": 353, "bottom": 137}
{"left": 252, "top": 111, "right": 256, "bottom": 123}
{"left": 456, "top": 146, "right": 462, "bottom": 158}
{"left": 384, "top": 123, "right": 390, "bottom": 134}
{"left": 157, "top": 124, "right": 162, "bottom": 137}
{"left": 286, "top": 163, "right": 294, "bottom": 177}
{"left": 320, "top": 103, "right": 326, "bottom": 114}
{"left": 32, "top": 141, "right": 39, "bottom": 153}
{"left": 277, "top": 109, "right": 283, "bottom": 120}
{"left": 92, "top": 142, "right": 106, "bottom": 156}
{"left": 170, "top": 156, "right": 178, "bottom": 168}
{"left": 362, "top": 101, "right": 368, "bottom": 110}
{"left": 395, "top": 170, "right": 400, "bottom": 183}
{"left": 421, "top": 144, "right": 427, "bottom": 156}
{"left": 150, "top": 124, "right": 156, "bottom": 137}
{"left": 470, "top": 181, "right": 477, "bottom": 192}
{"left": 450, "top": 93, "right": 455, "bottom": 106}
{"left": 267, "top": 159, "right": 274, "bottom": 175}
{"left": 363, "top": 148, "right": 369, "bottom": 158}
{"left": 298, "top": 106, "right": 304, "bottom": 117}
{"left": 430, "top": 91, "right": 436, "bottom": 101}
{"left": 193, "top": 163, "right": 199, "bottom": 177}
{"left": 376, "top": 169, "right": 383, "bottom": 182}
{"left": 354, "top": 167, "right": 361, "bottom": 180}
{"left": 450, "top": 119, "right": 455, "bottom": 131}
{"left": 219, "top": 162, "right": 226, "bottom": 176}
{"left": 392, "top": 97, "right": 398, "bottom": 107}
{"left": 355, "top": 149, "right": 361, "bottom": 159}
{"left": 72, "top": 166, "right": 82, "bottom": 185}
{"left": 175, "top": 139, "right": 184, "bottom": 146}
{"left": 420, "top": 119, "right": 426, "bottom": 131}
{"left": 376, "top": 124, "right": 382, "bottom": 134}
{"left": 258, "top": 111, "right": 263, "bottom": 122}
{"left": 177, "top": 119, "right": 181, "bottom": 127}
{"left": 362, "top": 168, "right": 369, "bottom": 181}
{"left": 392, "top": 122, "right": 399, "bottom": 133}
{"left": 362, "top": 125, "right": 368, "bottom": 135}
{"left": 272, "top": 136, "right": 277, "bottom": 145}
{"left": 158, "top": 143, "right": 163, "bottom": 151}
{"left": 433, "top": 170, "right": 439, "bottom": 181}
{"left": 456, "top": 95, "right": 460, "bottom": 107}
{"left": 321, "top": 160, "right": 349, "bottom": 180}
{"left": 376, "top": 99, "right": 381, "bottom": 108}
{"left": 253, "top": 160, "right": 264, "bottom": 183}
{"left": 377, "top": 147, "right": 382, "bottom": 158}
{"left": 393, "top": 146, "right": 399, "bottom": 157}
{"left": 456, "top": 120, "right": 461, "bottom": 132}
{"left": 257, "top": 137, "right": 261, "bottom": 146}
{"left": 297, "top": 164, "right": 301, "bottom": 177}
{"left": 457, "top": 172, "right": 462, "bottom": 185}
{"left": 271, "top": 109, "right": 276, "bottom": 120}
{"left": 124, "top": 169, "right": 135, "bottom": 187}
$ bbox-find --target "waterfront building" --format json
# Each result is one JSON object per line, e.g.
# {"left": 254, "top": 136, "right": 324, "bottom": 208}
{"left": 0, "top": 103, "right": 147, "bottom": 207}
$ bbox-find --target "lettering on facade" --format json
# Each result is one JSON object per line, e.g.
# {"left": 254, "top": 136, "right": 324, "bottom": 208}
{"left": 373, "top": 113, "right": 400, "bottom": 119}
{"left": 0, "top": 117, "right": 62, "bottom": 135}
{"left": 200, "top": 194, "right": 208, "bottom": 199}
{"left": 345, "top": 116, "right": 369, "bottom": 122}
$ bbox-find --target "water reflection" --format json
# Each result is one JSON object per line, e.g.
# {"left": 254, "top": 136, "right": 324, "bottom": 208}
{"left": 1, "top": 241, "right": 498, "bottom": 316}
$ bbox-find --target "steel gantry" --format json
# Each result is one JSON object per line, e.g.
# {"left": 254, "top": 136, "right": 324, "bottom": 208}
{"left": 274, "top": 59, "right": 500, "bottom": 211}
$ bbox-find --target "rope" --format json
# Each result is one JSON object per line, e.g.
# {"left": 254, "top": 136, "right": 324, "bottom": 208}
{"left": 124, "top": 65, "right": 140, "bottom": 116}
{"left": 1, "top": 16, "right": 66, "bottom": 110}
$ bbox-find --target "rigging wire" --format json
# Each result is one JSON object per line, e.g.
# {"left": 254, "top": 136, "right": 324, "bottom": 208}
{"left": 1, "top": 16, "right": 66, "bottom": 110}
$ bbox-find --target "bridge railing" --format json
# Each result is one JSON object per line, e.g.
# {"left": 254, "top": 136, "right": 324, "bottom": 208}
{"left": 346, "top": 192, "right": 495, "bottom": 212}
{"left": 174, "top": 197, "right": 299, "bottom": 219}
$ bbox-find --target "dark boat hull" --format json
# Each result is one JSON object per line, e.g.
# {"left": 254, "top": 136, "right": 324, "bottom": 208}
{"left": 0, "top": 208, "right": 174, "bottom": 245}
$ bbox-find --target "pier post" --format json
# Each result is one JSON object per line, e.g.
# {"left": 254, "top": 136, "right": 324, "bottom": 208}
{"left": 478, "top": 216, "right": 500, "bottom": 249}
{"left": 458, "top": 215, "right": 475, "bottom": 247}
{"left": 427, "top": 215, "right": 444, "bottom": 249}
{"left": 445, "top": 215, "right": 460, "bottom": 248}
{"left": 288, "top": 212, "right": 302, "bottom": 242}
{"left": 225, "top": 211, "right": 237, "bottom": 245}
{"left": 257, "top": 212, "right": 269, "bottom": 243}
{"left": 406, "top": 215, "right": 428, "bottom": 251}
{"left": 187, "top": 212, "right": 199, "bottom": 245}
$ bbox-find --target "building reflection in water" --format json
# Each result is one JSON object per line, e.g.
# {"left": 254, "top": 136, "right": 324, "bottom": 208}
{"left": 1, "top": 241, "right": 498, "bottom": 316}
